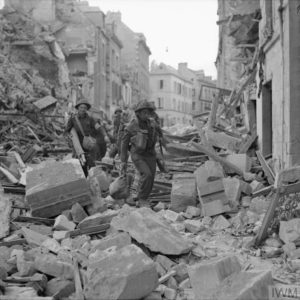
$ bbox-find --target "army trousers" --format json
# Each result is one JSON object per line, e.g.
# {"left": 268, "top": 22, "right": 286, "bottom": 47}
{"left": 131, "top": 153, "right": 156, "bottom": 201}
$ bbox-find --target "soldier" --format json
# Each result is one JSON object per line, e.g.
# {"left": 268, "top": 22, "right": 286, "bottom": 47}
{"left": 65, "top": 98, "right": 107, "bottom": 175}
{"left": 109, "top": 107, "right": 123, "bottom": 158}
{"left": 120, "top": 100, "right": 164, "bottom": 207}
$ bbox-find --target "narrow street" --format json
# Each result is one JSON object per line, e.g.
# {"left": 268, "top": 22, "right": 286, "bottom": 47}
{"left": 0, "top": 0, "right": 299, "bottom": 300}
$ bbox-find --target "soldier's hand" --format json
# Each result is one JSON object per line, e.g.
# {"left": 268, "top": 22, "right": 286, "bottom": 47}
{"left": 95, "top": 123, "right": 101, "bottom": 130}
{"left": 104, "top": 136, "right": 110, "bottom": 143}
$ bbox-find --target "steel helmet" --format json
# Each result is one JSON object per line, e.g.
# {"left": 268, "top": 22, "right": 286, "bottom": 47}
{"left": 114, "top": 107, "right": 122, "bottom": 114}
{"left": 75, "top": 98, "right": 91, "bottom": 110}
{"left": 134, "top": 100, "right": 154, "bottom": 113}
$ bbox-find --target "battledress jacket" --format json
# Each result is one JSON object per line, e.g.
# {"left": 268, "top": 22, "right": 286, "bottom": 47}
{"left": 120, "top": 117, "right": 162, "bottom": 162}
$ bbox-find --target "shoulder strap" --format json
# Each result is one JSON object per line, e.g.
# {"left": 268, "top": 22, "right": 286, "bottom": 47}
{"left": 74, "top": 116, "right": 86, "bottom": 136}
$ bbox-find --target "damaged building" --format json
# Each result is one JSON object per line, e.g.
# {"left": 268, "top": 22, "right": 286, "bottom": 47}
{"left": 217, "top": 0, "right": 300, "bottom": 169}
{"left": 2, "top": 0, "right": 300, "bottom": 299}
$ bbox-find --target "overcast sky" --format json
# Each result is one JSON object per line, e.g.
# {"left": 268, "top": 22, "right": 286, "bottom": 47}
{"left": 88, "top": 0, "right": 219, "bottom": 79}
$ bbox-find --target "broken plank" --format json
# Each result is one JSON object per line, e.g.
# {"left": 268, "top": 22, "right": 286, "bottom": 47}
{"left": 66, "top": 224, "right": 110, "bottom": 238}
{"left": 254, "top": 192, "right": 280, "bottom": 246}
{"left": 191, "top": 142, "right": 244, "bottom": 177}
{"left": 2, "top": 183, "right": 25, "bottom": 194}
{"left": 256, "top": 151, "right": 275, "bottom": 185}
{"left": 73, "top": 258, "right": 84, "bottom": 300}
{"left": 13, "top": 216, "right": 55, "bottom": 226}
{"left": 252, "top": 185, "right": 274, "bottom": 197}
{"left": 0, "top": 239, "right": 26, "bottom": 247}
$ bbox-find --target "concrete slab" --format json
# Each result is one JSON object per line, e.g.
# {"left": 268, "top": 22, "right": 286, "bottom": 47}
{"left": 26, "top": 159, "right": 92, "bottom": 218}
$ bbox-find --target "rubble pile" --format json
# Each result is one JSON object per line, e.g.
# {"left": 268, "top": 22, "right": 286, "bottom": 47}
{"left": 1, "top": 1, "right": 300, "bottom": 300}
{"left": 0, "top": 7, "right": 70, "bottom": 157}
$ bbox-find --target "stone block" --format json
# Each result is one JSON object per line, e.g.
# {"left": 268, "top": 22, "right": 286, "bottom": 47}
{"left": 26, "top": 159, "right": 92, "bottom": 217}
{"left": 110, "top": 207, "right": 193, "bottom": 255}
{"left": 279, "top": 219, "right": 300, "bottom": 244}
{"left": 249, "top": 196, "right": 270, "bottom": 214}
{"left": 71, "top": 202, "right": 88, "bottom": 223}
{"left": 54, "top": 215, "right": 76, "bottom": 231}
{"left": 241, "top": 196, "right": 252, "bottom": 207}
{"left": 90, "top": 232, "right": 131, "bottom": 253}
{"left": 185, "top": 206, "right": 201, "bottom": 218}
{"left": 167, "top": 276, "right": 178, "bottom": 289}
{"left": 41, "top": 238, "right": 62, "bottom": 254}
{"left": 155, "top": 255, "right": 176, "bottom": 272}
{"left": 211, "top": 215, "right": 231, "bottom": 231}
{"left": 171, "top": 263, "right": 189, "bottom": 283}
{"left": 225, "top": 154, "right": 252, "bottom": 173}
{"left": 250, "top": 180, "right": 264, "bottom": 193}
{"left": 53, "top": 230, "right": 68, "bottom": 241}
{"left": 211, "top": 270, "right": 273, "bottom": 300}
{"left": 223, "top": 177, "right": 242, "bottom": 208}
{"left": 188, "top": 255, "right": 241, "bottom": 299}
{"left": 4, "top": 286, "right": 38, "bottom": 299}
{"left": 164, "top": 287, "right": 177, "bottom": 300}
{"left": 28, "top": 224, "right": 52, "bottom": 236}
{"left": 239, "top": 180, "right": 252, "bottom": 195}
{"left": 179, "top": 278, "right": 191, "bottom": 289}
{"left": 171, "top": 222, "right": 186, "bottom": 233}
{"left": 155, "top": 262, "right": 167, "bottom": 277}
{"left": 184, "top": 220, "right": 204, "bottom": 233}
{"left": 171, "top": 174, "right": 197, "bottom": 212}
{"left": 78, "top": 209, "right": 118, "bottom": 229}
{"left": 84, "top": 244, "right": 158, "bottom": 300}
{"left": 162, "top": 210, "right": 184, "bottom": 223}
{"left": 34, "top": 254, "right": 74, "bottom": 279}
{"left": 45, "top": 278, "right": 75, "bottom": 298}
{"left": 143, "top": 291, "right": 162, "bottom": 300}
{"left": 16, "top": 254, "right": 35, "bottom": 277}
{"left": 195, "top": 165, "right": 231, "bottom": 217}
{"left": 153, "top": 202, "right": 168, "bottom": 212}
{"left": 0, "top": 193, "right": 12, "bottom": 239}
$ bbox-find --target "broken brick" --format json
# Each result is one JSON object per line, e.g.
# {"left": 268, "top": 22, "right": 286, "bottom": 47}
{"left": 71, "top": 202, "right": 88, "bottom": 223}
{"left": 53, "top": 215, "right": 76, "bottom": 231}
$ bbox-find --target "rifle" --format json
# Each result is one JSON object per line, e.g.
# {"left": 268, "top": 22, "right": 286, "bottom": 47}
{"left": 70, "top": 128, "right": 86, "bottom": 166}
{"left": 156, "top": 139, "right": 168, "bottom": 173}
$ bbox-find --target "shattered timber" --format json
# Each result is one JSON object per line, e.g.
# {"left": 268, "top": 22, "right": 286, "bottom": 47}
{"left": 0, "top": 0, "right": 300, "bottom": 300}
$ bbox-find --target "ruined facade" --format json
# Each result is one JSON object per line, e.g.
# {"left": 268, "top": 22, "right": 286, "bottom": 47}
{"left": 106, "top": 12, "right": 151, "bottom": 105}
{"left": 257, "top": 0, "right": 300, "bottom": 168}
{"left": 216, "top": 0, "right": 260, "bottom": 90}
{"left": 149, "top": 63, "right": 193, "bottom": 127}
{"left": 217, "top": 0, "right": 300, "bottom": 169}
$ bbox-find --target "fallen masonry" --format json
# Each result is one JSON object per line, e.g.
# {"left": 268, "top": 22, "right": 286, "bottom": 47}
{"left": 1, "top": 0, "right": 300, "bottom": 299}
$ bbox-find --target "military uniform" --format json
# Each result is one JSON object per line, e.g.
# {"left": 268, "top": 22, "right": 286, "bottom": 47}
{"left": 120, "top": 103, "right": 162, "bottom": 202}
{"left": 65, "top": 99, "right": 106, "bottom": 174}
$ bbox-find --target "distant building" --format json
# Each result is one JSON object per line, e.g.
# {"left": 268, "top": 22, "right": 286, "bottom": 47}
{"left": 177, "top": 63, "right": 217, "bottom": 115}
{"left": 106, "top": 11, "right": 151, "bottom": 105}
{"left": 149, "top": 63, "right": 194, "bottom": 127}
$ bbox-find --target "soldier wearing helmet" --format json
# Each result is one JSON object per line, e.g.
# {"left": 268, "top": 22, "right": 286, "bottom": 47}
{"left": 120, "top": 100, "right": 164, "bottom": 207}
{"left": 65, "top": 98, "right": 107, "bottom": 175}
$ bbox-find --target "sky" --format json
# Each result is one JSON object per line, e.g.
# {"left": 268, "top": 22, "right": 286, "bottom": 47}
{"left": 88, "top": 0, "right": 219, "bottom": 79}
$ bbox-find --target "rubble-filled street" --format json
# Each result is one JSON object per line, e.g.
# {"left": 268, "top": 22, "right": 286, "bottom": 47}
{"left": 1, "top": 0, "right": 300, "bottom": 299}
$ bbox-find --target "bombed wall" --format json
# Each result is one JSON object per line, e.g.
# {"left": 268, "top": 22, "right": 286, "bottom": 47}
{"left": 216, "top": 0, "right": 260, "bottom": 90}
